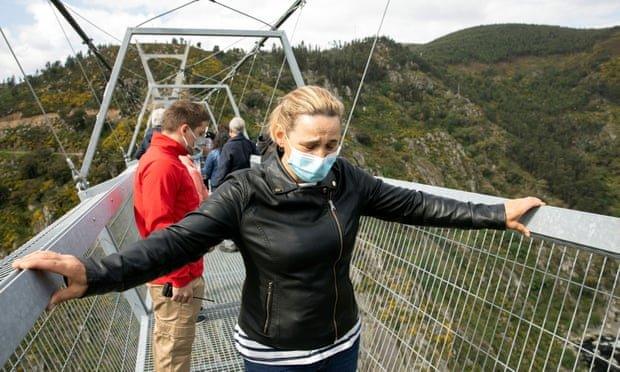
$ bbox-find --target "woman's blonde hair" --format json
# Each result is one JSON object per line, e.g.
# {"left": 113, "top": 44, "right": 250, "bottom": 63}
{"left": 268, "top": 86, "right": 344, "bottom": 140}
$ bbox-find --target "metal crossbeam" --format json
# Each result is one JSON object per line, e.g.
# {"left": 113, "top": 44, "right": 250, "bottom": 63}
{"left": 125, "top": 83, "right": 240, "bottom": 159}
{"left": 80, "top": 27, "right": 304, "bottom": 189}
{"left": 136, "top": 42, "right": 190, "bottom": 101}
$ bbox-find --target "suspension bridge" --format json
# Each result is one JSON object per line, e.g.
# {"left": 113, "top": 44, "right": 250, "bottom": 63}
{"left": 0, "top": 1, "right": 619, "bottom": 371}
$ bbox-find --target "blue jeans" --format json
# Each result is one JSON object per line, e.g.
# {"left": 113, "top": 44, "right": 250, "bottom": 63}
{"left": 243, "top": 339, "right": 360, "bottom": 372}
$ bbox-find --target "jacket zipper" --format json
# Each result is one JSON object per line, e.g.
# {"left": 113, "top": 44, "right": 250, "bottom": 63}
{"left": 328, "top": 196, "right": 344, "bottom": 341}
{"left": 264, "top": 281, "right": 273, "bottom": 334}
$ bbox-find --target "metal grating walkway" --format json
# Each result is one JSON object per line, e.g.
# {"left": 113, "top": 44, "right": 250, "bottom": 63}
{"left": 143, "top": 248, "right": 246, "bottom": 372}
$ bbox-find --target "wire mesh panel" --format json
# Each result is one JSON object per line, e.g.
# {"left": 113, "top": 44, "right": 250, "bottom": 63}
{"left": 351, "top": 217, "right": 619, "bottom": 372}
{"left": 105, "top": 193, "right": 148, "bottom": 304}
{"left": 107, "top": 194, "right": 141, "bottom": 252}
{"left": 1, "top": 244, "right": 141, "bottom": 372}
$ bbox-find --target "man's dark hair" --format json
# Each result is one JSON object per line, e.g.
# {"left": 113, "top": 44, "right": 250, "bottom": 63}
{"left": 162, "top": 100, "right": 209, "bottom": 131}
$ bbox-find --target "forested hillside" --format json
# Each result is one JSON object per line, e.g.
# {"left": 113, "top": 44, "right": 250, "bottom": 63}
{"left": 0, "top": 24, "right": 618, "bottom": 256}
{"left": 417, "top": 25, "right": 620, "bottom": 215}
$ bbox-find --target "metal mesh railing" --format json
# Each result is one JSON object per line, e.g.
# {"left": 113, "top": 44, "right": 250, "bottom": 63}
{"left": 0, "top": 165, "right": 145, "bottom": 371}
{"left": 2, "top": 164, "right": 618, "bottom": 371}
{"left": 0, "top": 195, "right": 103, "bottom": 283}
{"left": 106, "top": 191, "right": 148, "bottom": 304}
{"left": 352, "top": 217, "right": 619, "bottom": 372}
{"left": 1, "top": 244, "right": 141, "bottom": 372}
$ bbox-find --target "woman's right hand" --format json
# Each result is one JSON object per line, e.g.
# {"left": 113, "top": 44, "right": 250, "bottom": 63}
{"left": 12, "top": 251, "right": 88, "bottom": 310}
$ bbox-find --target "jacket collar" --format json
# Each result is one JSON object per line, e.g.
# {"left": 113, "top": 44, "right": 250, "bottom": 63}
{"left": 262, "top": 149, "right": 338, "bottom": 195}
{"left": 151, "top": 132, "right": 188, "bottom": 157}
{"left": 230, "top": 134, "right": 246, "bottom": 142}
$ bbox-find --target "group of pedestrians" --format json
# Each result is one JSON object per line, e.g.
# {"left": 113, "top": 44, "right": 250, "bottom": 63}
{"left": 13, "top": 86, "right": 543, "bottom": 372}
{"left": 137, "top": 107, "right": 258, "bottom": 193}
{"left": 199, "top": 116, "right": 258, "bottom": 191}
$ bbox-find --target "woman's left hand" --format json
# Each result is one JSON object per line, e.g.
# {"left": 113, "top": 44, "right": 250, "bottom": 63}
{"left": 504, "top": 197, "right": 546, "bottom": 237}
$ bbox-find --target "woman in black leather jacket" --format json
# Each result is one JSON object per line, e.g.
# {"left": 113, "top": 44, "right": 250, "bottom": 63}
{"left": 13, "top": 86, "right": 544, "bottom": 372}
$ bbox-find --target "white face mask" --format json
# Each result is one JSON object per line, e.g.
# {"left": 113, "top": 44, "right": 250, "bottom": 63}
{"left": 182, "top": 128, "right": 201, "bottom": 155}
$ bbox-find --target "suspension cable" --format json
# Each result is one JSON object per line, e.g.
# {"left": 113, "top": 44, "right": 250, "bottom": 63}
{"left": 193, "top": 63, "right": 240, "bottom": 99}
{"left": 0, "top": 27, "right": 80, "bottom": 179}
{"left": 51, "top": 0, "right": 147, "bottom": 113}
{"left": 75, "top": 0, "right": 299, "bottom": 99}
{"left": 48, "top": 0, "right": 126, "bottom": 156}
{"left": 136, "top": 0, "right": 273, "bottom": 30}
{"left": 216, "top": 76, "right": 233, "bottom": 124}
{"left": 136, "top": 0, "right": 200, "bottom": 28}
{"left": 65, "top": 4, "right": 228, "bottom": 88}
{"left": 48, "top": 1, "right": 100, "bottom": 104}
{"left": 65, "top": 0, "right": 300, "bottom": 130}
{"left": 205, "top": 61, "right": 241, "bottom": 81}
{"left": 64, "top": 4, "right": 120, "bottom": 42}
{"left": 63, "top": 4, "right": 194, "bottom": 83}
{"left": 201, "top": 53, "right": 259, "bottom": 116}
{"left": 238, "top": 50, "right": 258, "bottom": 105}
{"left": 185, "top": 36, "right": 247, "bottom": 69}
{"left": 340, "top": 0, "right": 391, "bottom": 148}
{"left": 260, "top": 4, "right": 305, "bottom": 132}
{"left": 155, "top": 44, "right": 235, "bottom": 85}
{"left": 208, "top": 89, "right": 223, "bottom": 127}
{"left": 203, "top": 1, "right": 305, "bottom": 103}
{"left": 58, "top": 2, "right": 149, "bottom": 116}
{"left": 90, "top": 53, "right": 142, "bottom": 112}
{"left": 208, "top": 0, "right": 272, "bottom": 28}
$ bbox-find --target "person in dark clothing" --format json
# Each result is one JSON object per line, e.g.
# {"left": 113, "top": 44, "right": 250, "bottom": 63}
{"left": 135, "top": 108, "right": 165, "bottom": 160}
{"left": 135, "top": 127, "right": 159, "bottom": 160}
{"left": 211, "top": 117, "right": 258, "bottom": 189}
{"left": 12, "top": 86, "right": 544, "bottom": 372}
{"left": 202, "top": 131, "right": 229, "bottom": 190}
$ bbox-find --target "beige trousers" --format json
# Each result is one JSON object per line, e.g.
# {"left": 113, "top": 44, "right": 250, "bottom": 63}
{"left": 148, "top": 277, "right": 204, "bottom": 372}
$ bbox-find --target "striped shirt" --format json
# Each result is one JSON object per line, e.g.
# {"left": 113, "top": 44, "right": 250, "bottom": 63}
{"left": 234, "top": 319, "right": 361, "bottom": 366}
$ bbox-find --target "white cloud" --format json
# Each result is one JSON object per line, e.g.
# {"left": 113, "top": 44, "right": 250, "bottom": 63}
{"left": 1, "top": 0, "right": 619, "bottom": 81}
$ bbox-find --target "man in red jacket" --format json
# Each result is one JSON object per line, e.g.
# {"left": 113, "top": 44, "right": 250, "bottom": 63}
{"left": 134, "top": 100, "right": 209, "bottom": 372}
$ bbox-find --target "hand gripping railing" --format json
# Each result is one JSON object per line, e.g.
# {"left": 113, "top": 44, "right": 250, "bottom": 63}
{"left": 1, "top": 170, "right": 619, "bottom": 371}
{"left": 352, "top": 178, "right": 620, "bottom": 372}
{"left": 0, "top": 164, "right": 147, "bottom": 371}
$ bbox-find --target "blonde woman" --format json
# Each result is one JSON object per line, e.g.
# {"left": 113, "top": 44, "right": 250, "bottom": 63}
{"left": 13, "top": 86, "right": 543, "bottom": 371}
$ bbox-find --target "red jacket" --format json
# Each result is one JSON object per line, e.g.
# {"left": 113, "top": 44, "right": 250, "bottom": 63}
{"left": 134, "top": 132, "right": 203, "bottom": 288}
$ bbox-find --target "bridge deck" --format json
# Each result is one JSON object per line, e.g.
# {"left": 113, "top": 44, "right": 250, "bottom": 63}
{"left": 143, "top": 248, "right": 246, "bottom": 372}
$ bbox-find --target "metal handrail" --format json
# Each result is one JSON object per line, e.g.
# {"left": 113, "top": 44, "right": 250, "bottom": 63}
{"left": 0, "top": 164, "right": 137, "bottom": 365}
{"left": 1, "top": 171, "right": 618, "bottom": 370}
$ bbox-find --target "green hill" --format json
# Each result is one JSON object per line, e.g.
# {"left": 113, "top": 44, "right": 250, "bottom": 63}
{"left": 0, "top": 24, "right": 618, "bottom": 258}
{"left": 427, "top": 26, "right": 620, "bottom": 216}
{"left": 413, "top": 24, "right": 618, "bottom": 64}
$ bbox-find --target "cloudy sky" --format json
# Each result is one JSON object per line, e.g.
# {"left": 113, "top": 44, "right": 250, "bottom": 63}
{"left": 1, "top": 0, "right": 619, "bottom": 80}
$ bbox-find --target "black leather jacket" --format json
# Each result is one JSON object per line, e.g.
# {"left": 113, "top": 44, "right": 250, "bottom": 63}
{"left": 81, "top": 151, "right": 506, "bottom": 350}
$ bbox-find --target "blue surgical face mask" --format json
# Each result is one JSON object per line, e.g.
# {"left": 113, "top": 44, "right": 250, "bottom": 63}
{"left": 285, "top": 136, "right": 340, "bottom": 183}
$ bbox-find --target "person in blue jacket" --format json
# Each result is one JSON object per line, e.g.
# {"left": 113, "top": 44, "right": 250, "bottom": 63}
{"left": 202, "top": 130, "right": 229, "bottom": 191}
